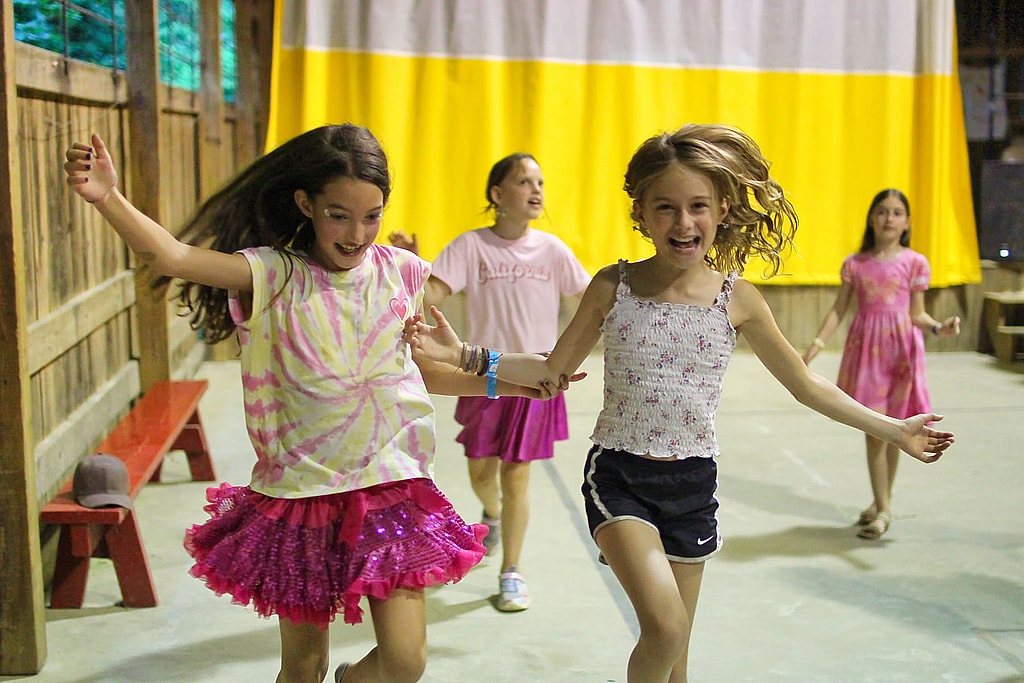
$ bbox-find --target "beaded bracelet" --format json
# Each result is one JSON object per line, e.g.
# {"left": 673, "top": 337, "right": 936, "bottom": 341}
{"left": 486, "top": 350, "right": 500, "bottom": 399}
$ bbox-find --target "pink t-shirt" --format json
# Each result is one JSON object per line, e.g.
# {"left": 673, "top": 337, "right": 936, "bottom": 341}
{"left": 430, "top": 228, "right": 590, "bottom": 352}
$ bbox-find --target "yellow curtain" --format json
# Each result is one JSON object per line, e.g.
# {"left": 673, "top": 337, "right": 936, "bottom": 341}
{"left": 268, "top": 0, "right": 979, "bottom": 287}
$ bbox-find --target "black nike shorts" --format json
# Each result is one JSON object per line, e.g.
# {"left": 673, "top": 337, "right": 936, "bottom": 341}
{"left": 581, "top": 445, "right": 720, "bottom": 563}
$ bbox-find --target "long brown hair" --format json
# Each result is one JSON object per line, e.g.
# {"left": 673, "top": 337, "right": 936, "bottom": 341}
{"left": 172, "top": 124, "right": 391, "bottom": 343}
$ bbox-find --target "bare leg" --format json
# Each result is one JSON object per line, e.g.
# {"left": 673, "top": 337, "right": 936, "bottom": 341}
{"left": 858, "top": 434, "right": 898, "bottom": 538}
{"left": 864, "top": 434, "right": 893, "bottom": 516}
{"left": 338, "top": 588, "right": 427, "bottom": 683}
{"left": 499, "top": 460, "right": 530, "bottom": 570}
{"left": 277, "top": 617, "right": 329, "bottom": 683}
{"left": 667, "top": 562, "right": 704, "bottom": 683}
{"left": 467, "top": 457, "right": 501, "bottom": 518}
{"left": 885, "top": 441, "right": 900, "bottom": 504}
{"left": 596, "top": 520, "right": 703, "bottom": 683}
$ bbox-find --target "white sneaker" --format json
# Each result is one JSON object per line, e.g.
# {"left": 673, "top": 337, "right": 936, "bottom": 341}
{"left": 497, "top": 570, "right": 530, "bottom": 611}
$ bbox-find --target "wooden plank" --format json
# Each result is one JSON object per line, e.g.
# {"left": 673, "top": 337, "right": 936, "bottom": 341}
{"left": 125, "top": 0, "right": 169, "bottom": 391}
{"left": 33, "top": 362, "right": 140, "bottom": 507}
{"left": 0, "top": 0, "right": 47, "bottom": 672}
{"left": 199, "top": 0, "right": 227, "bottom": 197}
{"left": 14, "top": 42, "right": 128, "bottom": 105}
{"left": 985, "top": 291, "right": 1024, "bottom": 305}
{"left": 233, "top": 0, "right": 274, "bottom": 164}
{"left": 26, "top": 271, "right": 135, "bottom": 374}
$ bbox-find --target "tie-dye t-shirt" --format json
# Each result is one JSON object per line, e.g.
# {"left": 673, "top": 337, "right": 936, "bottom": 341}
{"left": 228, "top": 245, "right": 436, "bottom": 499}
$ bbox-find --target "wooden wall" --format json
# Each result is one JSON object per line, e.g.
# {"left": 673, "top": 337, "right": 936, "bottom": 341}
{"left": 0, "top": 0, "right": 273, "bottom": 673}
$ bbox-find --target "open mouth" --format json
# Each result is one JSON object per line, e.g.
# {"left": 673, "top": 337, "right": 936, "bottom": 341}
{"left": 336, "top": 244, "right": 363, "bottom": 256}
{"left": 669, "top": 235, "right": 700, "bottom": 250}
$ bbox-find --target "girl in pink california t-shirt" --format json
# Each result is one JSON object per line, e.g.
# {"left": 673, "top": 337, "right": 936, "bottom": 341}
{"left": 389, "top": 153, "right": 590, "bottom": 612}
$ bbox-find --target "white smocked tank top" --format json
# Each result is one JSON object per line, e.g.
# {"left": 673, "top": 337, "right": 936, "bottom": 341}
{"left": 590, "top": 261, "right": 738, "bottom": 459}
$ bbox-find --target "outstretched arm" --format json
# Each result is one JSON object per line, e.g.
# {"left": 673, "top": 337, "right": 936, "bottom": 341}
{"left": 413, "top": 353, "right": 549, "bottom": 398}
{"left": 406, "top": 264, "right": 616, "bottom": 393}
{"left": 802, "top": 281, "right": 853, "bottom": 364}
{"left": 64, "top": 134, "right": 252, "bottom": 292}
{"left": 732, "top": 279, "right": 954, "bottom": 463}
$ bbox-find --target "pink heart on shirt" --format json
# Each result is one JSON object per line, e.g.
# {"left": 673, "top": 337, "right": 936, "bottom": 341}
{"left": 389, "top": 297, "right": 409, "bottom": 321}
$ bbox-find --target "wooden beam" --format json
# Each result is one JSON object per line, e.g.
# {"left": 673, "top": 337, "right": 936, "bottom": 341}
{"left": 0, "top": 0, "right": 47, "bottom": 673}
{"left": 124, "top": 0, "right": 169, "bottom": 391}
{"left": 14, "top": 42, "right": 128, "bottom": 104}
{"left": 26, "top": 271, "right": 136, "bottom": 375}
{"left": 199, "top": 0, "right": 227, "bottom": 196}
{"left": 233, "top": 0, "right": 274, "bottom": 163}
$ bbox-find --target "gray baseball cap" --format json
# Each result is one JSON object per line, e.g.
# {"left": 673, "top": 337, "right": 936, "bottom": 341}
{"left": 73, "top": 453, "right": 132, "bottom": 509}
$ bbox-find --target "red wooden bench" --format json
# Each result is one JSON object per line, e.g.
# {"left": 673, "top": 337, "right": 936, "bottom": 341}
{"left": 40, "top": 379, "right": 215, "bottom": 609}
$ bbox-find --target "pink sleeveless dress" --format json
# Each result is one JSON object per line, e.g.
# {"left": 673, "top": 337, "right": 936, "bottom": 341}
{"left": 836, "top": 249, "right": 931, "bottom": 419}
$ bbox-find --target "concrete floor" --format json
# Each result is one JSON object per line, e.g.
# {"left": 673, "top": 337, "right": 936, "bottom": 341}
{"left": 5, "top": 351, "right": 1024, "bottom": 683}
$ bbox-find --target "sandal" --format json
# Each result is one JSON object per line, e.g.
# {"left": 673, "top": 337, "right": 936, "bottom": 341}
{"left": 857, "top": 512, "right": 890, "bottom": 540}
{"left": 856, "top": 508, "right": 878, "bottom": 526}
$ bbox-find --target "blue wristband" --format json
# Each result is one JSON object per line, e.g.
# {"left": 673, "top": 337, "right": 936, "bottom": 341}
{"left": 486, "top": 350, "right": 500, "bottom": 399}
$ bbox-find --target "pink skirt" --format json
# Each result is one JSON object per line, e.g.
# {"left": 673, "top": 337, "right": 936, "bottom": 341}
{"left": 183, "top": 478, "right": 486, "bottom": 628}
{"left": 454, "top": 394, "right": 569, "bottom": 463}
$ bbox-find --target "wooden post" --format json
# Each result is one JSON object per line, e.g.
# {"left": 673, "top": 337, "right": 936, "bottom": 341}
{"left": 199, "top": 0, "right": 227, "bottom": 195}
{"left": 124, "top": 0, "right": 170, "bottom": 391}
{"left": 233, "top": 0, "right": 274, "bottom": 163}
{"left": 0, "top": 0, "right": 48, "bottom": 673}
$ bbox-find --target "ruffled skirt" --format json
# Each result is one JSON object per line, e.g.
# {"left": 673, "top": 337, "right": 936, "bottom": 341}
{"left": 454, "top": 394, "right": 569, "bottom": 462}
{"left": 183, "top": 478, "right": 486, "bottom": 627}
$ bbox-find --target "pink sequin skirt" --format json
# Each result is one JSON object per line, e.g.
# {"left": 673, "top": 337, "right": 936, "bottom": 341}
{"left": 454, "top": 394, "right": 569, "bottom": 462}
{"left": 183, "top": 478, "right": 487, "bottom": 627}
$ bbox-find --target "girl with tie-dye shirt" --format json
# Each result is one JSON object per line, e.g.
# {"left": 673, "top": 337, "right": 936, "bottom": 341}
{"left": 63, "top": 124, "right": 545, "bottom": 683}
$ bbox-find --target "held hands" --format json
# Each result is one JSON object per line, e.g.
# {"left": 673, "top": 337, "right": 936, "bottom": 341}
{"left": 897, "top": 413, "right": 954, "bottom": 463}
{"left": 64, "top": 134, "right": 118, "bottom": 204}
{"left": 403, "top": 306, "right": 585, "bottom": 397}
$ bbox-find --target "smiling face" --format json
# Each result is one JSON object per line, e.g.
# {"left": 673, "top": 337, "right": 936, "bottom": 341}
{"left": 295, "top": 176, "right": 384, "bottom": 270}
{"left": 634, "top": 162, "right": 730, "bottom": 269}
{"left": 491, "top": 157, "right": 545, "bottom": 222}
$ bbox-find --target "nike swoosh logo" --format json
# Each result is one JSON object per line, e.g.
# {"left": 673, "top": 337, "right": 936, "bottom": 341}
{"left": 697, "top": 535, "right": 715, "bottom": 545}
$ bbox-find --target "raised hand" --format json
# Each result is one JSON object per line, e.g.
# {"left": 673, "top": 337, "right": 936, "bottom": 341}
{"left": 64, "top": 133, "right": 118, "bottom": 204}
{"left": 388, "top": 230, "right": 419, "bottom": 255}
{"left": 898, "top": 413, "right": 954, "bottom": 463}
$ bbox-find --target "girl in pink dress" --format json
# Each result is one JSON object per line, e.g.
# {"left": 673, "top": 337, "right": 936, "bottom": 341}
{"left": 803, "top": 189, "right": 960, "bottom": 540}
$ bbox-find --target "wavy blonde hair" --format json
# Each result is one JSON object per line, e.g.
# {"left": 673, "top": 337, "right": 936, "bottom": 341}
{"left": 623, "top": 123, "right": 798, "bottom": 277}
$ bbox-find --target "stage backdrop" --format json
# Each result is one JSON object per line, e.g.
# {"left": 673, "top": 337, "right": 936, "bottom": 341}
{"left": 268, "top": 0, "right": 979, "bottom": 287}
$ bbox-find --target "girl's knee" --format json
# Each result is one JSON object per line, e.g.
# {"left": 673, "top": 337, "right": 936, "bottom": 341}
{"left": 638, "top": 608, "right": 692, "bottom": 660}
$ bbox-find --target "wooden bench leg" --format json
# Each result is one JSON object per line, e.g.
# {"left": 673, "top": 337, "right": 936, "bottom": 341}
{"left": 171, "top": 409, "right": 216, "bottom": 481}
{"left": 106, "top": 510, "right": 158, "bottom": 608}
{"left": 48, "top": 525, "right": 98, "bottom": 609}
